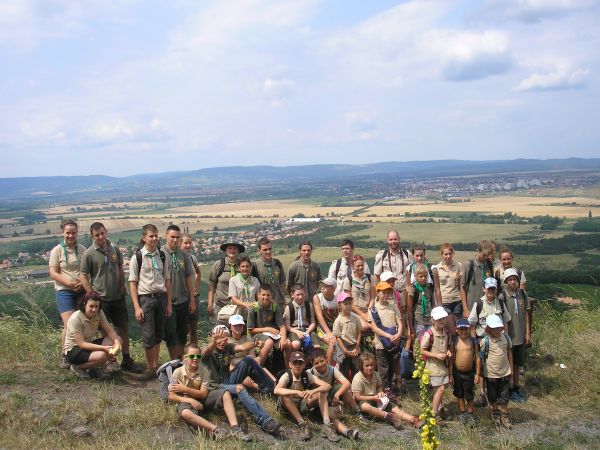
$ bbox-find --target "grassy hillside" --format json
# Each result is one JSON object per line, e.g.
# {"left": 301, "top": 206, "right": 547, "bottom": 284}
{"left": 1, "top": 287, "right": 599, "bottom": 449}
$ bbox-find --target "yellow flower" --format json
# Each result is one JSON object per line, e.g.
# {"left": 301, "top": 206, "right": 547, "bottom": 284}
{"left": 412, "top": 370, "right": 419, "bottom": 378}
{"left": 424, "top": 368, "right": 431, "bottom": 375}
{"left": 429, "top": 418, "right": 437, "bottom": 426}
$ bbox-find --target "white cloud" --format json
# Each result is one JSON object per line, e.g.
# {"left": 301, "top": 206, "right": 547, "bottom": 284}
{"left": 514, "top": 67, "right": 590, "bottom": 91}
{"left": 424, "top": 30, "right": 512, "bottom": 81}
{"left": 477, "top": 0, "right": 599, "bottom": 23}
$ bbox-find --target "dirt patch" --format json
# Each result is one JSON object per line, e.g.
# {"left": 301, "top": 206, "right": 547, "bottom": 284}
{"left": 557, "top": 296, "right": 582, "bottom": 306}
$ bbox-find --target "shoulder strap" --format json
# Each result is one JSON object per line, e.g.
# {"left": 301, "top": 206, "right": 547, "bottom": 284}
{"left": 479, "top": 335, "right": 490, "bottom": 363}
{"left": 301, "top": 371, "right": 311, "bottom": 389}
{"left": 251, "top": 262, "right": 259, "bottom": 279}
{"left": 287, "top": 303, "right": 296, "bottom": 325}
{"left": 286, "top": 369, "right": 293, "bottom": 389}
{"left": 365, "top": 273, "right": 372, "bottom": 283}
{"left": 216, "top": 257, "right": 226, "bottom": 279}
{"left": 425, "top": 328, "right": 434, "bottom": 350}
{"left": 370, "top": 306, "right": 383, "bottom": 329}
{"left": 159, "top": 250, "right": 166, "bottom": 266}
{"left": 334, "top": 258, "right": 342, "bottom": 276}
{"left": 328, "top": 365, "right": 334, "bottom": 384}
{"left": 476, "top": 299, "right": 483, "bottom": 317}
{"left": 466, "top": 259, "right": 475, "bottom": 288}
{"left": 135, "top": 250, "right": 142, "bottom": 278}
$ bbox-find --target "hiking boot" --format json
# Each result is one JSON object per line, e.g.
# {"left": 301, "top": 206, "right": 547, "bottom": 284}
{"left": 346, "top": 428, "right": 360, "bottom": 440}
{"left": 261, "top": 418, "right": 281, "bottom": 435}
{"left": 474, "top": 393, "right": 488, "bottom": 407}
{"left": 60, "top": 354, "right": 71, "bottom": 369}
{"left": 89, "top": 368, "right": 112, "bottom": 380}
{"left": 387, "top": 413, "right": 403, "bottom": 430}
{"left": 70, "top": 364, "right": 91, "bottom": 379}
{"left": 230, "top": 426, "right": 252, "bottom": 443}
{"left": 321, "top": 423, "right": 340, "bottom": 442}
{"left": 355, "top": 412, "right": 369, "bottom": 423}
{"left": 492, "top": 411, "right": 502, "bottom": 429}
{"left": 121, "top": 355, "right": 144, "bottom": 374}
{"left": 212, "top": 426, "right": 227, "bottom": 441}
{"left": 298, "top": 421, "right": 311, "bottom": 441}
{"left": 500, "top": 414, "right": 512, "bottom": 430}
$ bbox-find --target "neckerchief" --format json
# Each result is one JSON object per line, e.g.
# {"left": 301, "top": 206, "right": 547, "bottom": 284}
{"left": 237, "top": 273, "right": 251, "bottom": 300}
{"left": 414, "top": 282, "right": 429, "bottom": 319}
{"left": 297, "top": 304, "right": 304, "bottom": 329}
{"left": 145, "top": 251, "right": 159, "bottom": 270}
{"left": 170, "top": 251, "right": 179, "bottom": 273}
{"left": 263, "top": 260, "right": 276, "bottom": 286}
{"left": 60, "top": 240, "right": 77, "bottom": 265}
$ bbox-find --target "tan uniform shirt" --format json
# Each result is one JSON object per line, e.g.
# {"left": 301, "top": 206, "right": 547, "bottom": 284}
{"left": 342, "top": 274, "right": 373, "bottom": 310}
{"left": 49, "top": 243, "right": 87, "bottom": 290}
{"left": 421, "top": 328, "right": 449, "bottom": 377}
{"left": 227, "top": 335, "right": 255, "bottom": 367}
{"left": 374, "top": 248, "right": 412, "bottom": 291}
{"left": 63, "top": 310, "right": 107, "bottom": 353}
{"left": 172, "top": 365, "right": 210, "bottom": 399}
{"left": 435, "top": 261, "right": 463, "bottom": 304}
{"left": 351, "top": 370, "right": 382, "bottom": 396}
{"left": 128, "top": 247, "right": 171, "bottom": 294}
{"left": 278, "top": 370, "right": 317, "bottom": 391}
{"left": 481, "top": 333, "right": 512, "bottom": 379}
{"left": 332, "top": 312, "right": 361, "bottom": 346}
{"left": 368, "top": 301, "right": 402, "bottom": 350}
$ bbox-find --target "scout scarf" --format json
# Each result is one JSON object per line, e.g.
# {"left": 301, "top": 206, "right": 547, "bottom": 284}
{"left": 60, "top": 240, "right": 78, "bottom": 265}
{"left": 145, "top": 251, "right": 160, "bottom": 270}
{"left": 237, "top": 273, "right": 251, "bottom": 300}
{"left": 414, "top": 282, "right": 429, "bottom": 319}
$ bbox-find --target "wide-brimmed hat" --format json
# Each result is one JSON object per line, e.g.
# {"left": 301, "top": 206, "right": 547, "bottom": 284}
{"left": 220, "top": 242, "right": 246, "bottom": 253}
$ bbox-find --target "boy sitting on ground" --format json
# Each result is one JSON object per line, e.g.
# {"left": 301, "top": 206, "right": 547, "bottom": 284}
{"left": 283, "top": 284, "right": 321, "bottom": 364}
{"left": 247, "top": 285, "right": 287, "bottom": 367}
{"left": 167, "top": 344, "right": 251, "bottom": 442}
{"left": 274, "top": 351, "right": 339, "bottom": 442}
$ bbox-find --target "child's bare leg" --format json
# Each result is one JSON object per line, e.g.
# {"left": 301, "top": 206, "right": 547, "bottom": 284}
{"left": 282, "top": 397, "right": 304, "bottom": 424}
{"left": 333, "top": 417, "right": 347, "bottom": 435}
{"left": 257, "top": 339, "right": 273, "bottom": 365}
{"left": 512, "top": 363, "right": 521, "bottom": 387}
{"left": 221, "top": 391, "right": 239, "bottom": 427}
{"left": 79, "top": 350, "right": 108, "bottom": 369}
{"left": 181, "top": 409, "right": 216, "bottom": 433}
{"left": 152, "top": 343, "right": 161, "bottom": 368}
{"left": 458, "top": 398, "right": 466, "bottom": 413}
{"left": 189, "top": 319, "right": 198, "bottom": 345}
{"left": 318, "top": 392, "right": 330, "bottom": 423}
{"left": 326, "top": 342, "right": 335, "bottom": 365}
{"left": 360, "top": 402, "right": 387, "bottom": 420}
{"left": 342, "top": 390, "right": 361, "bottom": 412}
{"left": 432, "top": 385, "right": 445, "bottom": 416}
{"left": 466, "top": 400, "right": 474, "bottom": 414}
{"left": 391, "top": 405, "right": 418, "bottom": 424}
{"left": 143, "top": 347, "right": 154, "bottom": 368}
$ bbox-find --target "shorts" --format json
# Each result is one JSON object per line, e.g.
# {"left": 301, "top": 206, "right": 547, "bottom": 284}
{"left": 277, "top": 396, "right": 310, "bottom": 416}
{"left": 512, "top": 344, "right": 526, "bottom": 367}
{"left": 55, "top": 289, "right": 83, "bottom": 314}
{"left": 139, "top": 294, "right": 166, "bottom": 348}
{"left": 100, "top": 296, "right": 129, "bottom": 329}
{"left": 66, "top": 338, "right": 103, "bottom": 364}
{"left": 165, "top": 301, "right": 190, "bottom": 347}
{"left": 430, "top": 375, "right": 449, "bottom": 387}
{"left": 188, "top": 296, "right": 200, "bottom": 321}
{"left": 359, "top": 399, "right": 393, "bottom": 411}
{"left": 443, "top": 301, "right": 463, "bottom": 317}
{"left": 452, "top": 369, "right": 475, "bottom": 401}
{"left": 485, "top": 376, "right": 510, "bottom": 405}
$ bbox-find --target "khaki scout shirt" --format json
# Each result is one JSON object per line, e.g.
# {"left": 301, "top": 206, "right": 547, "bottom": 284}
{"left": 481, "top": 333, "right": 512, "bottom": 379}
{"left": 128, "top": 246, "right": 171, "bottom": 295}
{"left": 368, "top": 301, "right": 402, "bottom": 350}
{"left": 63, "top": 310, "right": 107, "bottom": 353}
{"left": 332, "top": 312, "right": 361, "bottom": 346}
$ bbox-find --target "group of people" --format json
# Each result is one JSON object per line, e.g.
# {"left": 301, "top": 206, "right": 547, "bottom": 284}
{"left": 50, "top": 222, "right": 532, "bottom": 441}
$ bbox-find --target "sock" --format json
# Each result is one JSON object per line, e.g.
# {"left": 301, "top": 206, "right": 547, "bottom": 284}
{"left": 353, "top": 406, "right": 361, "bottom": 414}
{"left": 298, "top": 420, "right": 305, "bottom": 426}
{"left": 343, "top": 428, "right": 350, "bottom": 436}
{"left": 231, "top": 425, "right": 240, "bottom": 431}
{"left": 323, "top": 419, "right": 331, "bottom": 425}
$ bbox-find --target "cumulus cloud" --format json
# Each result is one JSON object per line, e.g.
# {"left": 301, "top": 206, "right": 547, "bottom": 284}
{"left": 425, "top": 30, "right": 512, "bottom": 81}
{"left": 476, "top": 0, "right": 599, "bottom": 23}
{"left": 514, "top": 67, "right": 590, "bottom": 91}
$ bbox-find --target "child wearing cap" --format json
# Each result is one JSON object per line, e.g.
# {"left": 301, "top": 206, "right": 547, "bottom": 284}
{"left": 420, "top": 306, "right": 451, "bottom": 420}
{"left": 468, "top": 277, "right": 511, "bottom": 406}
{"left": 168, "top": 343, "right": 251, "bottom": 442}
{"left": 274, "top": 350, "right": 340, "bottom": 442}
{"left": 369, "top": 281, "right": 404, "bottom": 400}
{"left": 480, "top": 314, "right": 513, "bottom": 429}
{"left": 283, "top": 284, "right": 321, "bottom": 364}
{"left": 498, "top": 268, "right": 531, "bottom": 403}
{"left": 407, "top": 263, "right": 435, "bottom": 341}
{"left": 313, "top": 277, "right": 340, "bottom": 365}
{"left": 451, "top": 318, "right": 480, "bottom": 426}
{"left": 351, "top": 352, "right": 421, "bottom": 430}
{"left": 332, "top": 293, "right": 362, "bottom": 379}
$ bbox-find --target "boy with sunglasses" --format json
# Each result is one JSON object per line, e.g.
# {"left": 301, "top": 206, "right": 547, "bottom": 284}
{"left": 168, "top": 344, "right": 251, "bottom": 442}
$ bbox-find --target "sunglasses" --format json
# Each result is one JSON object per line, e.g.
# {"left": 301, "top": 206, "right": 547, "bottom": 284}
{"left": 291, "top": 360, "right": 305, "bottom": 366}
{"left": 185, "top": 354, "right": 202, "bottom": 360}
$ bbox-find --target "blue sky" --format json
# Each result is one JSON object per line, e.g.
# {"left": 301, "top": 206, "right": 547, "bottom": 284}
{"left": 1, "top": 0, "right": 599, "bottom": 177}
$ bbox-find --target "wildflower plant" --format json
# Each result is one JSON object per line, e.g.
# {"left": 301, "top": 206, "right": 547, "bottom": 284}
{"left": 413, "top": 339, "right": 441, "bottom": 450}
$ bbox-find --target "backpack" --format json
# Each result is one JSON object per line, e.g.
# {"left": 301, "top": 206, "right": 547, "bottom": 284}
{"left": 420, "top": 328, "right": 434, "bottom": 361}
{"left": 408, "top": 261, "right": 434, "bottom": 289}
{"left": 215, "top": 257, "right": 239, "bottom": 280}
{"left": 156, "top": 359, "right": 184, "bottom": 403}
{"left": 479, "top": 333, "right": 512, "bottom": 365}
{"left": 370, "top": 306, "right": 398, "bottom": 351}
{"left": 276, "top": 368, "right": 311, "bottom": 390}
{"left": 135, "top": 249, "right": 166, "bottom": 277}
{"left": 465, "top": 259, "right": 500, "bottom": 291}
{"left": 382, "top": 247, "right": 410, "bottom": 275}
{"left": 334, "top": 258, "right": 362, "bottom": 284}
{"left": 475, "top": 297, "right": 507, "bottom": 322}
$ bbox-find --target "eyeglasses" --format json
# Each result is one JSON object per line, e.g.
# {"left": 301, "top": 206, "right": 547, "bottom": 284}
{"left": 185, "top": 354, "right": 202, "bottom": 360}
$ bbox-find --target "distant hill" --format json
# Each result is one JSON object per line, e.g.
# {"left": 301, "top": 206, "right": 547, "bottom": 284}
{"left": 1, "top": 158, "right": 599, "bottom": 203}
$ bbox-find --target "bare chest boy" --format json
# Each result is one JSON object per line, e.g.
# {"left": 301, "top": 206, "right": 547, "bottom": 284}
{"left": 454, "top": 337, "right": 475, "bottom": 372}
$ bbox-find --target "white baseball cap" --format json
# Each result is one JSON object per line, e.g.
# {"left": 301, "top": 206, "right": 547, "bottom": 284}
{"left": 321, "top": 277, "right": 337, "bottom": 287}
{"left": 484, "top": 277, "right": 498, "bottom": 289}
{"left": 228, "top": 314, "right": 245, "bottom": 326}
{"left": 431, "top": 306, "right": 448, "bottom": 321}
{"left": 212, "top": 324, "right": 230, "bottom": 336}
{"left": 380, "top": 271, "right": 397, "bottom": 282}
{"left": 486, "top": 314, "right": 503, "bottom": 329}
{"left": 503, "top": 268, "right": 519, "bottom": 282}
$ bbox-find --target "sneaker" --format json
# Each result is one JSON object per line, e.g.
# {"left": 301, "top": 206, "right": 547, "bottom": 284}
{"left": 261, "top": 418, "right": 281, "bottom": 435}
{"left": 60, "top": 354, "right": 71, "bottom": 369}
{"left": 121, "top": 356, "right": 144, "bottom": 374}
{"left": 355, "top": 412, "right": 369, "bottom": 424}
{"left": 437, "top": 406, "right": 448, "bottom": 420}
{"left": 321, "top": 423, "right": 340, "bottom": 442}
{"left": 105, "top": 360, "right": 121, "bottom": 373}
{"left": 142, "top": 368, "right": 156, "bottom": 380}
{"left": 500, "top": 414, "right": 512, "bottom": 430}
{"left": 88, "top": 368, "right": 112, "bottom": 380}
{"left": 346, "top": 428, "right": 360, "bottom": 440}
{"left": 474, "top": 394, "right": 488, "bottom": 407}
{"left": 70, "top": 364, "right": 91, "bottom": 379}
{"left": 298, "top": 421, "right": 311, "bottom": 441}
{"left": 212, "top": 427, "right": 227, "bottom": 441}
{"left": 230, "top": 426, "right": 252, "bottom": 443}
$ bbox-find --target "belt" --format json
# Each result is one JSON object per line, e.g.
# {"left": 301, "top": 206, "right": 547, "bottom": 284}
{"left": 139, "top": 292, "right": 165, "bottom": 298}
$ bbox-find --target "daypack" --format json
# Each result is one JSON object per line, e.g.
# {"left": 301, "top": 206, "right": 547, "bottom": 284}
{"left": 420, "top": 328, "right": 434, "bottom": 361}
{"left": 276, "top": 368, "right": 311, "bottom": 390}
{"left": 465, "top": 259, "right": 499, "bottom": 290}
{"left": 156, "top": 359, "right": 184, "bottom": 403}
{"left": 408, "top": 261, "right": 434, "bottom": 289}
{"left": 215, "top": 257, "right": 238, "bottom": 280}
{"left": 400, "top": 349, "right": 415, "bottom": 379}
{"left": 479, "top": 333, "right": 513, "bottom": 365}
{"left": 135, "top": 249, "right": 166, "bottom": 277}
{"left": 381, "top": 247, "right": 410, "bottom": 276}
{"left": 475, "top": 297, "right": 507, "bottom": 322}
{"left": 334, "top": 259, "right": 368, "bottom": 284}
{"left": 370, "top": 305, "right": 399, "bottom": 351}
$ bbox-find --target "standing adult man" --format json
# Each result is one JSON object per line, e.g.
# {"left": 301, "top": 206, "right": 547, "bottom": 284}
{"left": 327, "top": 239, "right": 370, "bottom": 296}
{"left": 208, "top": 241, "right": 244, "bottom": 323}
{"left": 287, "top": 241, "right": 322, "bottom": 301}
{"left": 252, "top": 237, "right": 287, "bottom": 308}
{"left": 80, "top": 222, "right": 143, "bottom": 373}
{"left": 162, "top": 225, "right": 196, "bottom": 360}
{"left": 373, "top": 230, "right": 413, "bottom": 293}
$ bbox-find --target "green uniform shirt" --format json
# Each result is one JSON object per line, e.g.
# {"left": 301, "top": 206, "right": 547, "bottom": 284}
{"left": 209, "top": 258, "right": 238, "bottom": 308}
{"left": 501, "top": 289, "right": 530, "bottom": 346}
{"left": 163, "top": 246, "right": 194, "bottom": 306}
{"left": 287, "top": 259, "right": 322, "bottom": 301}
{"left": 252, "top": 258, "right": 286, "bottom": 306}
{"left": 462, "top": 258, "right": 495, "bottom": 310}
{"left": 80, "top": 240, "right": 123, "bottom": 302}
{"left": 201, "top": 343, "right": 236, "bottom": 388}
